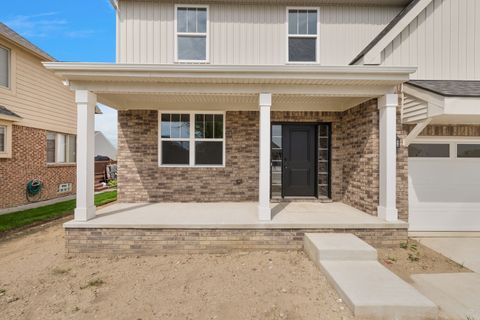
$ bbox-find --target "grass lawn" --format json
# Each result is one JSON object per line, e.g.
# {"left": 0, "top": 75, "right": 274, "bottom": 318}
{"left": 0, "top": 191, "right": 117, "bottom": 233}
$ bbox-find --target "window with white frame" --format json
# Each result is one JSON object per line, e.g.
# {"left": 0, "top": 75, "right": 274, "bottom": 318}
{"left": 176, "top": 6, "right": 208, "bottom": 62}
{"left": 160, "top": 112, "right": 224, "bottom": 166}
{"left": 287, "top": 9, "right": 318, "bottom": 62}
{"left": 0, "top": 125, "right": 6, "bottom": 152}
{"left": 46, "top": 132, "right": 76, "bottom": 163}
{"left": 0, "top": 45, "right": 10, "bottom": 88}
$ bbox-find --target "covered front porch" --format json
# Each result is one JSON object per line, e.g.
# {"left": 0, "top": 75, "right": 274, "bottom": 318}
{"left": 43, "top": 63, "right": 415, "bottom": 253}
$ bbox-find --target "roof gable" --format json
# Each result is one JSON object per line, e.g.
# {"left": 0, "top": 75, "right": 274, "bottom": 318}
{"left": 350, "top": 0, "right": 432, "bottom": 65}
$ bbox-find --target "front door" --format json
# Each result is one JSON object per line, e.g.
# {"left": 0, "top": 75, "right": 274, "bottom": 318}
{"left": 282, "top": 125, "right": 316, "bottom": 196}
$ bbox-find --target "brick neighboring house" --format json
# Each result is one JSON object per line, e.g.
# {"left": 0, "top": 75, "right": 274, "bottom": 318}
{"left": 44, "top": 0, "right": 480, "bottom": 255}
{"left": 0, "top": 23, "right": 77, "bottom": 210}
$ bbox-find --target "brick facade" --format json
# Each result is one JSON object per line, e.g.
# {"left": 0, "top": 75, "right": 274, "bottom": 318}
{"left": 117, "top": 99, "right": 382, "bottom": 216}
{"left": 0, "top": 125, "right": 76, "bottom": 209}
{"left": 65, "top": 226, "right": 407, "bottom": 255}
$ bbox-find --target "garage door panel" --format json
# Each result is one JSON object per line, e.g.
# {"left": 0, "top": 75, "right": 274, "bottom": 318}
{"left": 409, "top": 157, "right": 480, "bottom": 231}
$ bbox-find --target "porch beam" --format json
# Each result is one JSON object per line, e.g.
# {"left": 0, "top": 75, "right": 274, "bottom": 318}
{"left": 68, "top": 81, "right": 398, "bottom": 97}
{"left": 378, "top": 94, "right": 398, "bottom": 221}
{"left": 258, "top": 93, "right": 272, "bottom": 221}
{"left": 403, "top": 118, "right": 431, "bottom": 147}
{"left": 74, "top": 90, "right": 97, "bottom": 221}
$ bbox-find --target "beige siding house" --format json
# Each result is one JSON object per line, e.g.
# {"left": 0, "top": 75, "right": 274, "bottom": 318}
{"left": 0, "top": 23, "right": 77, "bottom": 210}
{"left": 45, "top": 0, "right": 480, "bottom": 255}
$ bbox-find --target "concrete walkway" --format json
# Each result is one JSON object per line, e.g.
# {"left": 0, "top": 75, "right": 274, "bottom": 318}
{"left": 304, "top": 233, "right": 438, "bottom": 319}
{"left": 415, "top": 237, "right": 480, "bottom": 272}
{"left": 412, "top": 273, "right": 480, "bottom": 320}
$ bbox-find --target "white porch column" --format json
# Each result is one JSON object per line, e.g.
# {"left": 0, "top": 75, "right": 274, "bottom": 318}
{"left": 258, "top": 93, "right": 272, "bottom": 221}
{"left": 74, "top": 90, "right": 97, "bottom": 221}
{"left": 378, "top": 93, "right": 398, "bottom": 221}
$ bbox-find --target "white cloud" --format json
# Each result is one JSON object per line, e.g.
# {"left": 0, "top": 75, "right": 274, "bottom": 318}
{"left": 95, "top": 104, "right": 118, "bottom": 148}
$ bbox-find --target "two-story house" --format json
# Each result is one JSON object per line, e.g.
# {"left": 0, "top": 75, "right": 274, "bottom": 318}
{"left": 0, "top": 23, "right": 78, "bottom": 211}
{"left": 45, "top": 0, "right": 480, "bottom": 255}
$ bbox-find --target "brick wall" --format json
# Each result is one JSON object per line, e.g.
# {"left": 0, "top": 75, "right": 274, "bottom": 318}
{"left": 339, "top": 100, "right": 379, "bottom": 215}
{"left": 0, "top": 125, "right": 76, "bottom": 209}
{"left": 118, "top": 110, "right": 259, "bottom": 202}
{"left": 65, "top": 227, "right": 408, "bottom": 255}
{"left": 117, "top": 101, "right": 382, "bottom": 215}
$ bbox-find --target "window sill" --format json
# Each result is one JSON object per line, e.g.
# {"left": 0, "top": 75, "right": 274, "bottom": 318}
{"left": 158, "top": 165, "right": 225, "bottom": 168}
{"left": 46, "top": 162, "right": 76, "bottom": 167}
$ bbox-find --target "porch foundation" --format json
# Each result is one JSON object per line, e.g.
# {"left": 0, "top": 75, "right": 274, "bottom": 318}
{"left": 65, "top": 227, "right": 407, "bottom": 255}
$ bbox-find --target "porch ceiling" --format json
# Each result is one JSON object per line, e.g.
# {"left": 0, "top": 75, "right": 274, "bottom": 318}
{"left": 44, "top": 63, "right": 415, "bottom": 111}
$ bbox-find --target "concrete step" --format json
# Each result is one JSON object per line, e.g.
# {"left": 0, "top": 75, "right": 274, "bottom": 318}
{"left": 304, "top": 233, "right": 377, "bottom": 261}
{"left": 320, "top": 260, "right": 438, "bottom": 319}
{"left": 304, "top": 233, "right": 438, "bottom": 319}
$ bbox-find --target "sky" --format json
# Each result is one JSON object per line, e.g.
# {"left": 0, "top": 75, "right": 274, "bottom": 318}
{"left": 1, "top": 0, "right": 119, "bottom": 146}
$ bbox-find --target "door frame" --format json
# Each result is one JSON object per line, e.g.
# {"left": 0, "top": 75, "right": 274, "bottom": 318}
{"left": 270, "top": 122, "right": 332, "bottom": 199}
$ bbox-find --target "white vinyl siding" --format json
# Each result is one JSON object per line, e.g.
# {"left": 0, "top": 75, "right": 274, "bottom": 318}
{"left": 0, "top": 45, "right": 9, "bottom": 88}
{"left": 381, "top": 0, "right": 480, "bottom": 80}
{"left": 117, "top": 1, "right": 400, "bottom": 65}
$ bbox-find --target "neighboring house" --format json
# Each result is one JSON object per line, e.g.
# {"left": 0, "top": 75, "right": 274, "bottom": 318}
{"left": 44, "top": 0, "right": 480, "bottom": 254}
{"left": 95, "top": 131, "right": 117, "bottom": 160}
{"left": 0, "top": 23, "right": 78, "bottom": 210}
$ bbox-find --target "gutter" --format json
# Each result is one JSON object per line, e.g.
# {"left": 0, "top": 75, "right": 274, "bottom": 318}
{"left": 43, "top": 62, "right": 416, "bottom": 78}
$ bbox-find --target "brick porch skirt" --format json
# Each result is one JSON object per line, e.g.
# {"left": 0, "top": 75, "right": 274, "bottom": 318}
{"left": 65, "top": 227, "right": 407, "bottom": 255}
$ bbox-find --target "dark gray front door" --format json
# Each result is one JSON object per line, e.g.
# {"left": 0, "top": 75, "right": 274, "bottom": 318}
{"left": 282, "top": 125, "right": 316, "bottom": 196}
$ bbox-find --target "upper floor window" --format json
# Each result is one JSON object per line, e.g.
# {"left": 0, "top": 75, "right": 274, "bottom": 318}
{"left": 176, "top": 6, "right": 208, "bottom": 62}
{"left": 47, "top": 132, "right": 76, "bottom": 164}
{"left": 287, "top": 9, "right": 318, "bottom": 63}
{"left": 0, "top": 45, "right": 10, "bottom": 88}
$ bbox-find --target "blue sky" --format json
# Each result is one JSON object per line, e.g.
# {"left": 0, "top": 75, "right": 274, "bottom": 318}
{"left": 1, "top": 0, "right": 118, "bottom": 146}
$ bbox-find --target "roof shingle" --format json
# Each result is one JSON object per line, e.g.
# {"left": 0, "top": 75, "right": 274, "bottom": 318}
{"left": 407, "top": 80, "right": 480, "bottom": 97}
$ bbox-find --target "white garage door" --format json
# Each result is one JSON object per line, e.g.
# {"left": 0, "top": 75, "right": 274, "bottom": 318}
{"left": 408, "top": 140, "right": 480, "bottom": 231}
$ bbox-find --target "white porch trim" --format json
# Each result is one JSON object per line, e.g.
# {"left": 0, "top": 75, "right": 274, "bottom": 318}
{"left": 258, "top": 93, "right": 272, "bottom": 221}
{"left": 74, "top": 90, "right": 97, "bottom": 222}
{"left": 378, "top": 93, "right": 398, "bottom": 221}
{"left": 403, "top": 118, "right": 431, "bottom": 147}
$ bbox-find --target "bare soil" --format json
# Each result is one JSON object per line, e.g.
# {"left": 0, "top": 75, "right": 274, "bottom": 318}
{"left": 378, "top": 239, "right": 470, "bottom": 282}
{"left": 0, "top": 223, "right": 354, "bottom": 320}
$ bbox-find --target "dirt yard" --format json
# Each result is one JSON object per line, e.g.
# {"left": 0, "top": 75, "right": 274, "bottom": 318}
{"left": 0, "top": 223, "right": 354, "bottom": 320}
{"left": 378, "top": 239, "right": 470, "bottom": 282}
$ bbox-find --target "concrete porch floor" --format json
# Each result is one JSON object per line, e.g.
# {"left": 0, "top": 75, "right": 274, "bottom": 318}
{"left": 64, "top": 202, "right": 407, "bottom": 229}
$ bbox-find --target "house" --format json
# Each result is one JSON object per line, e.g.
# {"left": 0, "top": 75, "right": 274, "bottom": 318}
{"left": 95, "top": 130, "right": 117, "bottom": 160}
{"left": 0, "top": 23, "right": 78, "bottom": 211}
{"left": 44, "top": 0, "right": 480, "bottom": 254}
